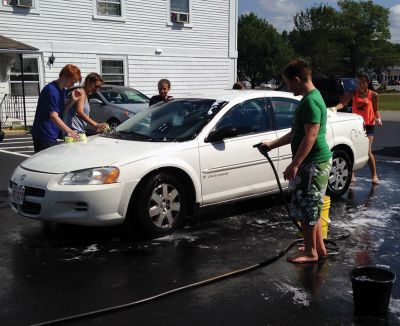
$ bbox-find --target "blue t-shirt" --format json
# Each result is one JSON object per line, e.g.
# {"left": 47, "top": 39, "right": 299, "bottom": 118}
{"left": 31, "top": 81, "right": 66, "bottom": 141}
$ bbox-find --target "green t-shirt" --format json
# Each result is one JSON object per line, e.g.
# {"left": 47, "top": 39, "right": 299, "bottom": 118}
{"left": 291, "top": 89, "right": 332, "bottom": 164}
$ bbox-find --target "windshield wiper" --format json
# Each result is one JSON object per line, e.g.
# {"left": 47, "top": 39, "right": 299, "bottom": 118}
{"left": 100, "top": 132, "right": 122, "bottom": 139}
{"left": 118, "top": 130, "right": 153, "bottom": 141}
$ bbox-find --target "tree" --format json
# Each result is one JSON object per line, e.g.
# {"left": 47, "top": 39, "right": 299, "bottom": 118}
{"left": 289, "top": 4, "right": 346, "bottom": 76}
{"left": 338, "top": 0, "right": 391, "bottom": 74}
{"left": 288, "top": 1, "right": 392, "bottom": 76}
{"left": 238, "top": 13, "right": 294, "bottom": 88}
{"left": 367, "top": 41, "right": 400, "bottom": 81}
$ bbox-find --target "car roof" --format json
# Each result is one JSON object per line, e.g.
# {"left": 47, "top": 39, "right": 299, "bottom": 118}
{"left": 177, "top": 89, "right": 300, "bottom": 102}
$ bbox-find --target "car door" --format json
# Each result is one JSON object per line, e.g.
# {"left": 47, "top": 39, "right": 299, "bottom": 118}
{"left": 88, "top": 92, "right": 110, "bottom": 123}
{"left": 268, "top": 97, "right": 299, "bottom": 182}
{"left": 198, "top": 97, "right": 279, "bottom": 205}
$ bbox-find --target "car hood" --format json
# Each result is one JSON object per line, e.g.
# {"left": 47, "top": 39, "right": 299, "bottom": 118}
{"left": 21, "top": 135, "right": 182, "bottom": 174}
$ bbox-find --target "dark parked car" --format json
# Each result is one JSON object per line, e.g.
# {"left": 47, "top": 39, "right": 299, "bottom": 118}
{"left": 313, "top": 77, "right": 357, "bottom": 112}
{"left": 278, "top": 77, "right": 357, "bottom": 112}
{"left": 87, "top": 85, "right": 150, "bottom": 132}
{"left": 388, "top": 79, "right": 400, "bottom": 86}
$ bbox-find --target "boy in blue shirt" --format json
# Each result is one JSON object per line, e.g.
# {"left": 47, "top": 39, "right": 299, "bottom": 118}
{"left": 31, "top": 64, "right": 82, "bottom": 153}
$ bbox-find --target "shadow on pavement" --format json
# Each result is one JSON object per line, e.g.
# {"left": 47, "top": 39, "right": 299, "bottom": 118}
{"left": 374, "top": 146, "right": 400, "bottom": 158}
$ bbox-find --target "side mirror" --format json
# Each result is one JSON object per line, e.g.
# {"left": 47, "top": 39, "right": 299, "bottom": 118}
{"left": 89, "top": 98, "right": 103, "bottom": 105}
{"left": 205, "top": 125, "right": 238, "bottom": 143}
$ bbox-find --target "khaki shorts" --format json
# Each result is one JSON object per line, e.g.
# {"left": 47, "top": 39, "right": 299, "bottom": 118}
{"left": 289, "top": 159, "right": 332, "bottom": 226}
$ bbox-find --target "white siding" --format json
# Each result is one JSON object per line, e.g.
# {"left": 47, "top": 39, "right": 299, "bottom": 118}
{"left": 0, "top": 0, "right": 238, "bottom": 126}
{"left": 1, "top": 0, "right": 230, "bottom": 51}
{"left": 129, "top": 56, "right": 232, "bottom": 96}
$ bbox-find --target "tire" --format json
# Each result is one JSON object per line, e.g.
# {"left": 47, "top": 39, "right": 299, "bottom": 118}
{"left": 107, "top": 118, "right": 120, "bottom": 131}
{"left": 133, "top": 172, "right": 187, "bottom": 238}
{"left": 326, "top": 149, "right": 353, "bottom": 197}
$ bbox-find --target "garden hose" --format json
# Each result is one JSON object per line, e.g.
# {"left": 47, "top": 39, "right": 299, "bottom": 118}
{"left": 30, "top": 143, "right": 345, "bottom": 326}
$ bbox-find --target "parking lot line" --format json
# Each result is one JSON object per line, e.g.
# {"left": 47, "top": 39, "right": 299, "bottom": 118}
{"left": 0, "top": 141, "right": 33, "bottom": 144}
{"left": 0, "top": 146, "right": 34, "bottom": 149}
{"left": 0, "top": 149, "right": 31, "bottom": 157}
{"left": 2, "top": 137, "right": 32, "bottom": 141}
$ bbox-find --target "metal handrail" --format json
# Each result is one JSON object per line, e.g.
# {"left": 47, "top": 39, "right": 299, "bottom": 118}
{"left": 0, "top": 94, "right": 25, "bottom": 126}
{"left": 0, "top": 93, "right": 8, "bottom": 108}
{"left": 0, "top": 94, "right": 9, "bottom": 125}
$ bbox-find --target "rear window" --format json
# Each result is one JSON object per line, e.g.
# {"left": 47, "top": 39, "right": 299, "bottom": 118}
{"left": 341, "top": 78, "right": 357, "bottom": 93}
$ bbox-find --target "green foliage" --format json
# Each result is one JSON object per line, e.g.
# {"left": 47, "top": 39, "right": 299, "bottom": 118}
{"left": 338, "top": 0, "right": 391, "bottom": 74}
{"left": 287, "top": 0, "right": 393, "bottom": 76}
{"left": 238, "top": 13, "right": 294, "bottom": 88}
{"left": 237, "top": 1, "right": 396, "bottom": 83}
{"left": 368, "top": 41, "right": 400, "bottom": 79}
{"left": 289, "top": 4, "right": 346, "bottom": 76}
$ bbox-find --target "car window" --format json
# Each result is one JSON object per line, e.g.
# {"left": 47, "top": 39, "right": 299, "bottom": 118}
{"left": 269, "top": 97, "right": 298, "bottom": 130}
{"left": 88, "top": 92, "right": 103, "bottom": 101}
{"left": 101, "top": 90, "right": 125, "bottom": 104}
{"left": 107, "top": 98, "right": 227, "bottom": 142}
{"left": 99, "top": 87, "right": 149, "bottom": 104}
{"left": 215, "top": 98, "right": 270, "bottom": 137}
{"left": 341, "top": 78, "right": 357, "bottom": 93}
{"left": 125, "top": 90, "right": 149, "bottom": 103}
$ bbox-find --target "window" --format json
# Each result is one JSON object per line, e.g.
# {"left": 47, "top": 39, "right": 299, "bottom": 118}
{"left": 171, "top": 0, "right": 189, "bottom": 12}
{"left": 100, "top": 59, "right": 125, "bottom": 86}
{"left": 97, "top": 0, "right": 121, "bottom": 16}
{"left": 169, "top": 0, "right": 191, "bottom": 24}
{"left": 3, "top": 0, "right": 33, "bottom": 7}
{"left": 216, "top": 98, "right": 270, "bottom": 137}
{"left": 9, "top": 57, "right": 40, "bottom": 97}
{"left": 270, "top": 98, "right": 298, "bottom": 130}
{"left": 1, "top": 0, "right": 39, "bottom": 13}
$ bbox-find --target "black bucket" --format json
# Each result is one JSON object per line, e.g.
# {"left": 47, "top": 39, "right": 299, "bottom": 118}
{"left": 350, "top": 265, "right": 396, "bottom": 317}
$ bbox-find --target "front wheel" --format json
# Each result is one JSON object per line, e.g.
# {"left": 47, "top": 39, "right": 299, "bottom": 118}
{"left": 326, "top": 149, "right": 353, "bottom": 197}
{"left": 133, "top": 173, "right": 187, "bottom": 238}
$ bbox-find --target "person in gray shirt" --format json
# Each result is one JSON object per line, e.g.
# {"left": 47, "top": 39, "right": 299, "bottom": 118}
{"left": 64, "top": 72, "right": 108, "bottom": 134}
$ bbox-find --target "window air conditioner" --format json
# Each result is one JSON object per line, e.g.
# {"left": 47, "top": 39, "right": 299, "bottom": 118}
{"left": 171, "top": 12, "right": 189, "bottom": 24}
{"left": 15, "top": 0, "right": 33, "bottom": 8}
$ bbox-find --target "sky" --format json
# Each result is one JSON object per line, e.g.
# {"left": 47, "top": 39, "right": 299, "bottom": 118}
{"left": 238, "top": 0, "right": 400, "bottom": 44}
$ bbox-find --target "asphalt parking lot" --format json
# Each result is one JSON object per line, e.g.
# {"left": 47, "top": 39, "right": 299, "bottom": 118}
{"left": 0, "top": 118, "right": 399, "bottom": 326}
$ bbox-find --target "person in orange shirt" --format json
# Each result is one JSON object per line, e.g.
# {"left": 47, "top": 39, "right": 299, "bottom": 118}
{"left": 332, "top": 73, "right": 382, "bottom": 184}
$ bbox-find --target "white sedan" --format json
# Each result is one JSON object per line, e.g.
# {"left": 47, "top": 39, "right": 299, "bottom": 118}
{"left": 9, "top": 90, "right": 369, "bottom": 237}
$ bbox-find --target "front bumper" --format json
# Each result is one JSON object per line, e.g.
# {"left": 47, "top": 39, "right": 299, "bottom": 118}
{"left": 9, "top": 166, "right": 137, "bottom": 226}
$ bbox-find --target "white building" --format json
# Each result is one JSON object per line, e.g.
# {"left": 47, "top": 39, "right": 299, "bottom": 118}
{"left": 0, "top": 0, "right": 238, "bottom": 126}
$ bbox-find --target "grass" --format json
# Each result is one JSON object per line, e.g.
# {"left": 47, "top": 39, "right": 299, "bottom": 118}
{"left": 379, "top": 93, "right": 400, "bottom": 111}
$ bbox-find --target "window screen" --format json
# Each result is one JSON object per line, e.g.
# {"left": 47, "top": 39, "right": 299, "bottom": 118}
{"left": 100, "top": 59, "right": 124, "bottom": 85}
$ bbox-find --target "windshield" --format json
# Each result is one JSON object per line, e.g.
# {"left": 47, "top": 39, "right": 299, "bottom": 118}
{"left": 100, "top": 87, "right": 149, "bottom": 104}
{"left": 101, "top": 98, "right": 227, "bottom": 142}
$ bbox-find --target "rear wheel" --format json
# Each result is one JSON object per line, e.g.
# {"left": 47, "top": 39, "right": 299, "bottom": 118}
{"left": 327, "top": 149, "right": 352, "bottom": 197}
{"left": 133, "top": 172, "right": 187, "bottom": 238}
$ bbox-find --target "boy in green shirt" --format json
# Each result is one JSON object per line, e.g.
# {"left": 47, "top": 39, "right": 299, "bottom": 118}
{"left": 259, "top": 59, "right": 332, "bottom": 263}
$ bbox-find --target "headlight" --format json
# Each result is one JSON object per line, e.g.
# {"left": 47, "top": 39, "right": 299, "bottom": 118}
{"left": 59, "top": 167, "right": 120, "bottom": 185}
